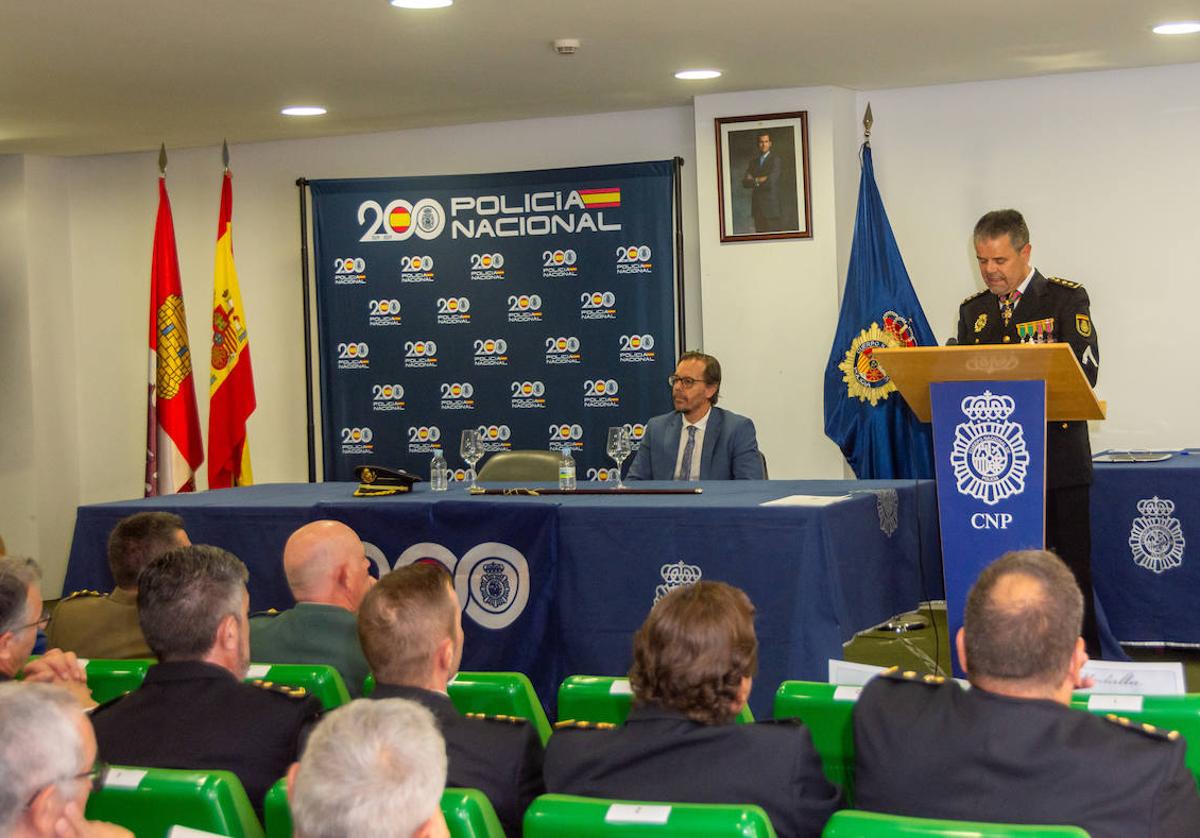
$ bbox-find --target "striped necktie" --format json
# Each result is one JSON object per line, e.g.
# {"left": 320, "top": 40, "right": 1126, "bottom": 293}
{"left": 678, "top": 425, "right": 697, "bottom": 481}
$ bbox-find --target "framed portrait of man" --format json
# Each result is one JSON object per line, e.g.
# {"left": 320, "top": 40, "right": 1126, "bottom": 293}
{"left": 715, "top": 111, "right": 811, "bottom": 243}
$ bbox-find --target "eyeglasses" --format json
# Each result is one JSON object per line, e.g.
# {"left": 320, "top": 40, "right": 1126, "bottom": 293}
{"left": 14, "top": 606, "right": 51, "bottom": 633}
{"left": 26, "top": 763, "right": 109, "bottom": 808}
{"left": 667, "top": 375, "right": 705, "bottom": 388}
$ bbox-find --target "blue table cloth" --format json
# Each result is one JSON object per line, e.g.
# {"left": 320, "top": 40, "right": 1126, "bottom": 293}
{"left": 64, "top": 480, "right": 942, "bottom": 717}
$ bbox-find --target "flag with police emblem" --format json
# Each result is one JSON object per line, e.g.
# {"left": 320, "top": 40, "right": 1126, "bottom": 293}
{"left": 823, "top": 144, "right": 936, "bottom": 478}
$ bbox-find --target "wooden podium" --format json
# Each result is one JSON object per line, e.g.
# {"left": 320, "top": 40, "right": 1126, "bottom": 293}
{"left": 872, "top": 343, "right": 1103, "bottom": 673}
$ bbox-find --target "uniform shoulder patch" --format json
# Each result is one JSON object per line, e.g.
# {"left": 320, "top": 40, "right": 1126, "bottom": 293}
{"left": 250, "top": 608, "right": 281, "bottom": 618}
{"left": 552, "top": 718, "right": 615, "bottom": 731}
{"left": 1047, "top": 276, "right": 1083, "bottom": 290}
{"left": 880, "top": 666, "right": 946, "bottom": 685}
{"left": 249, "top": 679, "right": 309, "bottom": 700}
{"left": 63, "top": 589, "right": 104, "bottom": 601}
{"left": 465, "top": 711, "right": 532, "bottom": 727}
{"left": 961, "top": 289, "right": 989, "bottom": 305}
{"left": 1102, "top": 713, "right": 1182, "bottom": 743}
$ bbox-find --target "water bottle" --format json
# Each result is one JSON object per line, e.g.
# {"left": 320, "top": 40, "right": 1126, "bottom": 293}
{"left": 558, "top": 446, "right": 577, "bottom": 491}
{"left": 430, "top": 450, "right": 449, "bottom": 492}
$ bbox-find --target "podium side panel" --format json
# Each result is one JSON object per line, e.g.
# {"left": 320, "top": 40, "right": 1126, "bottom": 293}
{"left": 931, "top": 380, "right": 1047, "bottom": 676}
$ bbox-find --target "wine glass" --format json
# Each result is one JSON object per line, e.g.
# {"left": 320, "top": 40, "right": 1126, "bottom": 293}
{"left": 606, "top": 426, "right": 633, "bottom": 489}
{"left": 460, "top": 428, "right": 484, "bottom": 492}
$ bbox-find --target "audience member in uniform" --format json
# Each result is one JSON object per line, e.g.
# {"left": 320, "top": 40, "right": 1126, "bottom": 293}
{"left": 0, "top": 682, "right": 132, "bottom": 837}
{"left": 854, "top": 549, "right": 1200, "bottom": 837}
{"left": 250, "top": 520, "right": 373, "bottom": 697}
{"left": 288, "top": 698, "right": 449, "bottom": 838}
{"left": 358, "top": 562, "right": 543, "bottom": 837}
{"left": 90, "top": 545, "right": 323, "bottom": 810}
{"left": 544, "top": 580, "right": 841, "bottom": 838}
{"left": 48, "top": 511, "right": 190, "bottom": 659}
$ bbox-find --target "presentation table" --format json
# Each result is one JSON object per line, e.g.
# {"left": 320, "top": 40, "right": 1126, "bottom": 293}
{"left": 63, "top": 480, "right": 942, "bottom": 717}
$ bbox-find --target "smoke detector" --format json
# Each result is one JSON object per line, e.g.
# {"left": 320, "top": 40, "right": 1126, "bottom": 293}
{"left": 553, "top": 38, "right": 580, "bottom": 55}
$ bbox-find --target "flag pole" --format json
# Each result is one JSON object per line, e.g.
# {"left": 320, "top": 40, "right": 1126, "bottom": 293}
{"left": 862, "top": 103, "right": 873, "bottom": 145}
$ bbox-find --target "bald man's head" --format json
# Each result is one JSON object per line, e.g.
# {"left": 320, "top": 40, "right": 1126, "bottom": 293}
{"left": 283, "top": 521, "right": 374, "bottom": 612}
{"left": 963, "top": 550, "right": 1083, "bottom": 690}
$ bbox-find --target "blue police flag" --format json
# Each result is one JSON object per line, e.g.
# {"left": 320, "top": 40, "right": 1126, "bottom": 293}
{"left": 823, "top": 144, "right": 936, "bottom": 478}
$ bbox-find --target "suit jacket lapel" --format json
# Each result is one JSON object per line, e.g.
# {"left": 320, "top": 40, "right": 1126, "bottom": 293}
{"left": 698, "top": 407, "right": 722, "bottom": 480}
{"left": 661, "top": 413, "right": 683, "bottom": 479}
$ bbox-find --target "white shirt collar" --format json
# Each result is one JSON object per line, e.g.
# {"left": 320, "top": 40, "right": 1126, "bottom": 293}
{"left": 1015, "top": 267, "right": 1035, "bottom": 296}
{"left": 684, "top": 405, "right": 712, "bottom": 431}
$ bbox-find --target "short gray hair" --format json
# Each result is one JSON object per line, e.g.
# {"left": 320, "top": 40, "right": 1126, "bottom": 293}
{"left": 0, "top": 557, "right": 40, "bottom": 635}
{"left": 137, "top": 545, "right": 248, "bottom": 661}
{"left": 291, "top": 698, "right": 447, "bottom": 838}
{"left": 973, "top": 209, "right": 1030, "bottom": 251}
{"left": 0, "top": 683, "right": 85, "bottom": 832}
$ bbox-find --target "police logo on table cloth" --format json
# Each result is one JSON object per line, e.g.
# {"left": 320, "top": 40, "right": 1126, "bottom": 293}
{"left": 1129, "top": 497, "right": 1186, "bottom": 574}
{"left": 949, "top": 391, "right": 1029, "bottom": 506}
{"left": 837, "top": 312, "right": 918, "bottom": 406}
{"left": 654, "top": 560, "right": 702, "bottom": 604}
{"left": 394, "top": 542, "right": 529, "bottom": 629}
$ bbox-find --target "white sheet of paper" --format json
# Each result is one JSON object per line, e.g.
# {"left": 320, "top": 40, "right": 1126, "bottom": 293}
{"left": 605, "top": 804, "right": 671, "bottom": 825}
{"left": 103, "top": 768, "right": 147, "bottom": 790}
{"left": 832, "top": 685, "right": 863, "bottom": 702}
{"left": 1077, "top": 660, "right": 1186, "bottom": 695}
{"left": 760, "top": 494, "right": 851, "bottom": 507}
{"left": 245, "top": 663, "right": 272, "bottom": 679}
{"left": 168, "top": 828, "right": 225, "bottom": 838}
{"left": 1087, "top": 694, "right": 1144, "bottom": 712}
{"left": 608, "top": 678, "right": 633, "bottom": 695}
{"left": 828, "top": 659, "right": 885, "bottom": 686}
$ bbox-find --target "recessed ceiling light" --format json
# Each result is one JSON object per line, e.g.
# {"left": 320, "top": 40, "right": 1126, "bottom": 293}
{"left": 390, "top": 0, "right": 453, "bottom": 8}
{"left": 675, "top": 69, "right": 722, "bottom": 81}
{"left": 1153, "top": 21, "right": 1200, "bottom": 35}
{"left": 281, "top": 106, "right": 327, "bottom": 117}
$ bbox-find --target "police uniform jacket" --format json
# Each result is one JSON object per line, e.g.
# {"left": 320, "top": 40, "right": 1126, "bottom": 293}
{"left": 956, "top": 270, "right": 1099, "bottom": 488}
{"left": 853, "top": 671, "right": 1200, "bottom": 838}
{"left": 369, "top": 682, "right": 544, "bottom": 837}
{"left": 544, "top": 703, "right": 842, "bottom": 838}
{"left": 91, "top": 660, "right": 323, "bottom": 810}
{"left": 47, "top": 587, "right": 153, "bottom": 659}
{"left": 249, "top": 602, "right": 369, "bottom": 698}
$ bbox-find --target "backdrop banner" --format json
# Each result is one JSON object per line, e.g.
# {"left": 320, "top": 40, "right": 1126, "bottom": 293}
{"left": 310, "top": 161, "right": 678, "bottom": 481}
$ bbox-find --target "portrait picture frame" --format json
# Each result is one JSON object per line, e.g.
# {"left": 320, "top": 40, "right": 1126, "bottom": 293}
{"left": 715, "top": 111, "right": 811, "bottom": 243}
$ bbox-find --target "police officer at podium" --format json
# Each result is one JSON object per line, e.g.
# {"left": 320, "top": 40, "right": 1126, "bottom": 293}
{"left": 957, "top": 209, "right": 1101, "bottom": 654}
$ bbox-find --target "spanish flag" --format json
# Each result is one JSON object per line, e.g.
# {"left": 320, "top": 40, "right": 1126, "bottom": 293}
{"left": 145, "top": 163, "right": 204, "bottom": 496}
{"left": 207, "top": 160, "right": 257, "bottom": 489}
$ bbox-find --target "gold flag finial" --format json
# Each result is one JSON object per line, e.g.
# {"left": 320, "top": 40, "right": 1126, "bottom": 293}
{"left": 222, "top": 139, "right": 230, "bottom": 170}
{"left": 158, "top": 143, "right": 168, "bottom": 174}
{"left": 863, "top": 103, "right": 873, "bottom": 144}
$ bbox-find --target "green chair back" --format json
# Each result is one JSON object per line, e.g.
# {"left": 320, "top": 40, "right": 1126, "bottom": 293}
{"left": 822, "top": 810, "right": 1089, "bottom": 836}
{"left": 1069, "top": 692, "right": 1200, "bottom": 784}
{"left": 558, "top": 675, "right": 754, "bottom": 726}
{"left": 263, "top": 780, "right": 504, "bottom": 838}
{"left": 83, "top": 658, "right": 153, "bottom": 704}
{"left": 85, "top": 765, "right": 265, "bottom": 838}
{"left": 524, "top": 793, "right": 777, "bottom": 837}
{"left": 245, "top": 663, "right": 350, "bottom": 710}
{"left": 772, "top": 680, "right": 857, "bottom": 801}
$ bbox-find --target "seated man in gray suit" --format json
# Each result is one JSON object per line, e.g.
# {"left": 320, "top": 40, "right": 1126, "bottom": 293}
{"left": 627, "top": 351, "right": 764, "bottom": 481}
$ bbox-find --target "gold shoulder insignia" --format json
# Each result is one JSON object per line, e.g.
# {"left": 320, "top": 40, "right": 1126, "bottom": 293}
{"left": 1047, "top": 276, "right": 1082, "bottom": 289}
{"left": 250, "top": 679, "right": 309, "bottom": 699}
{"left": 881, "top": 667, "right": 942, "bottom": 684}
{"left": 64, "top": 590, "right": 104, "bottom": 601}
{"left": 553, "top": 719, "right": 612, "bottom": 731}
{"left": 1103, "top": 713, "right": 1178, "bottom": 741}
{"left": 469, "top": 712, "right": 529, "bottom": 726}
{"left": 961, "top": 289, "right": 988, "bottom": 305}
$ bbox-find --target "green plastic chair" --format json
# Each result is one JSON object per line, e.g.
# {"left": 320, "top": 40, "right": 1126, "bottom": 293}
{"left": 822, "top": 810, "right": 1089, "bottom": 836}
{"left": 85, "top": 765, "right": 265, "bottom": 838}
{"left": 264, "top": 779, "right": 504, "bottom": 838}
{"left": 772, "top": 680, "right": 857, "bottom": 801}
{"left": 82, "top": 658, "right": 153, "bottom": 703}
{"left": 244, "top": 663, "right": 350, "bottom": 710}
{"left": 558, "top": 675, "right": 754, "bottom": 726}
{"left": 364, "top": 671, "right": 552, "bottom": 745}
{"left": 1069, "top": 693, "right": 1200, "bottom": 784}
{"left": 524, "top": 793, "right": 777, "bottom": 837}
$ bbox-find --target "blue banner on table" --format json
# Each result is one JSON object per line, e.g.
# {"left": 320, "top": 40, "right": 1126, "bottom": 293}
{"left": 309, "top": 162, "right": 677, "bottom": 483}
{"left": 823, "top": 144, "right": 937, "bottom": 479}
{"left": 931, "top": 381, "right": 1045, "bottom": 673}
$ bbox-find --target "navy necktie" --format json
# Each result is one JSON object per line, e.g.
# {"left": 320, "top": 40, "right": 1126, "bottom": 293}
{"left": 678, "top": 425, "right": 697, "bottom": 481}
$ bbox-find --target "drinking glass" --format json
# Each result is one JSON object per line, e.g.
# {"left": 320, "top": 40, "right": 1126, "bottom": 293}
{"left": 606, "top": 426, "right": 633, "bottom": 489}
{"left": 460, "top": 428, "right": 484, "bottom": 491}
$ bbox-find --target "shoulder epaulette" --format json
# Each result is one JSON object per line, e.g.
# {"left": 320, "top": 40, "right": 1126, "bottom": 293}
{"left": 552, "top": 718, "right": 616, "bottom": 731}
{"left": 1103, "top": 713, "right": 1182, "bottom": 742}
{"left": 880, "top": 666, "right": 946, "bottom": 686}
{"left": 961, "top": 289, "right": 989, "bottom": 305}
{"left": 754, "top": 717, "right": 802, "bottom": 727}
{"left": 250, "top": 608, "right": 281, "bottom": 618}
{"left": 465, "top": 711, "right": 532, "bottom": 726}
{"left": 1046, "top": 276, "right": 1083, "bottom": 290}
{"left": 249, "top": 679, "right": 309, "bottom": 699}
{"left": 63, "top": 589, "right": 104, "bottom": 601}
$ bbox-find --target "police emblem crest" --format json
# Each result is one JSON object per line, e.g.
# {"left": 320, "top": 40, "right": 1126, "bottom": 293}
{"left": 837, "top": 312, "right": 918, "bottom": 406}
{"left": 949, "top": 391, "right": 1029, "bottom": 505}
{"left": 654, "top": 559, "right": 702, "bottom": 604}
{"left": 1129, "top": 497, "right": 1185, "bottom": 574}
{"left": 874, "top": 489, "right": 899, "bottom": 537}
{"left": 478, "top": 561, "right": 511, "bottom": 609}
